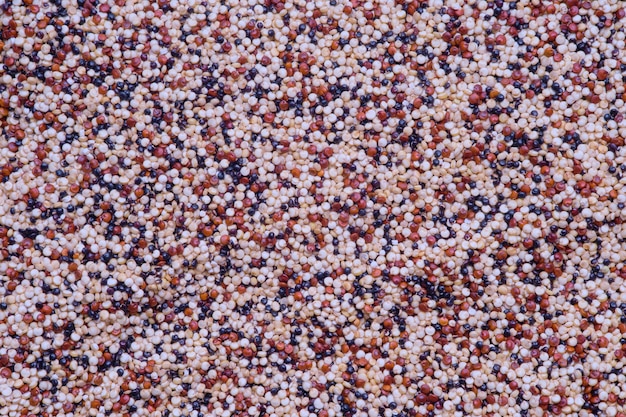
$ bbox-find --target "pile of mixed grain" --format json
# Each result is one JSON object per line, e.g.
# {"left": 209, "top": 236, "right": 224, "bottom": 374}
{"left": 2, "top": 0, "right": 626, "bottom": 416}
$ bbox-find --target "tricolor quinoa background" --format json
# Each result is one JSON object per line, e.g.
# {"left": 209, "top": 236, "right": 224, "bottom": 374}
{"left": 2, "top": 0, "right": 626, "bottom": 416}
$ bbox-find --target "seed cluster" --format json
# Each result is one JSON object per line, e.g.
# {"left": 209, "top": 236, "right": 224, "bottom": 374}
{"left": 2, "top": 0, "right": 626, "bottom": 416}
